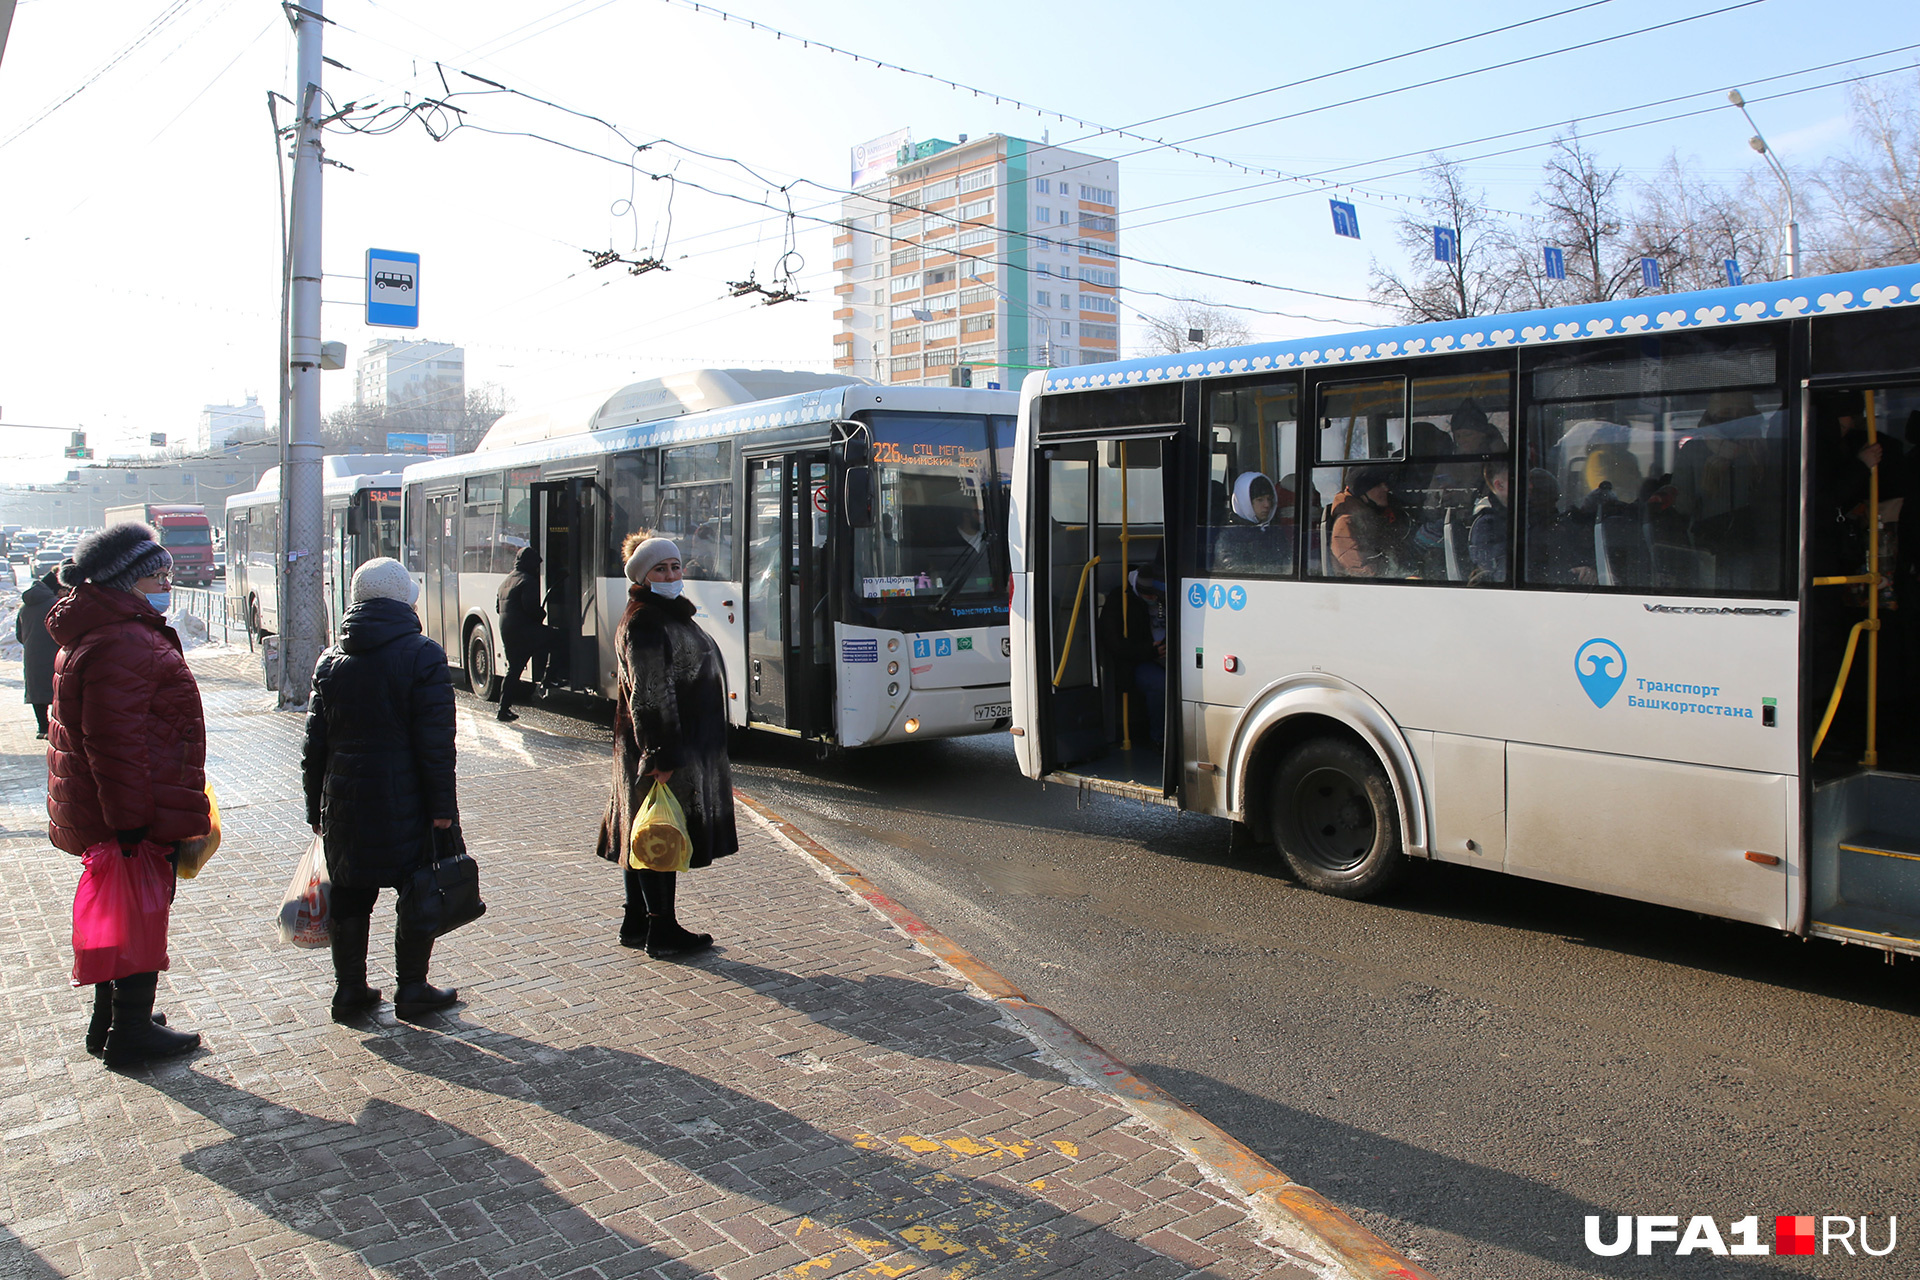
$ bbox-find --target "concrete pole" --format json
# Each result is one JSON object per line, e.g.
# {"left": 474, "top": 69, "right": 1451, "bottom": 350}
{"left": 282, "top": 0, "right": 326, "bottom": 707}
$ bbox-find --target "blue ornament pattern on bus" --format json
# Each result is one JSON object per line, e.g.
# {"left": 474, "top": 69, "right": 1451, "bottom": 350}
{"left": 1040, "top": 264, "right": 1920, "bottom": 394}
{"left": 1574, "top": 638, "right": 1628, "bottom": 709}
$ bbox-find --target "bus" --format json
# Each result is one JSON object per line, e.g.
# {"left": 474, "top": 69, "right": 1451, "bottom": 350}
{"left": 401, "top": 370, "right": 1019, "bottom": 748}
{"left": 1009, "top": 262, "right": 1920, "bottom": 958}
{"left": 226, "top": 454, "right": 409, "bottom": 641}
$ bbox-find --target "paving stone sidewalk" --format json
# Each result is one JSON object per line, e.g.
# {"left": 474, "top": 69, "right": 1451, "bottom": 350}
{"left": 0, "top": 646, "right": 1330, "bottom": 1280}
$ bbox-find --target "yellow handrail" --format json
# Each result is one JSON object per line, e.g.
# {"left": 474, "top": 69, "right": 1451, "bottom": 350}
{"left": 1811, "top": 617, "right": 1878, "bottom": 759}
{"left": 1052, "top": 555, "right": 1102, "bottom": 687}
{"left": 1119, "top": 443, "right": 1133, "bottom": 749}
{"left": 1810, "top": 389, "right": 1881, "bottom": 764}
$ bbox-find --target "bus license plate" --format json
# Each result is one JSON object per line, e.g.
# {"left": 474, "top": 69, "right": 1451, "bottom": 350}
{"left": 973, "top": 702, "right": 1011, "bottom": 721}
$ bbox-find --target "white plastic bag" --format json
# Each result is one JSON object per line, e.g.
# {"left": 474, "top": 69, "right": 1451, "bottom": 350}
{"left": 276, "top": 838, "right": 332, "bottom": 948}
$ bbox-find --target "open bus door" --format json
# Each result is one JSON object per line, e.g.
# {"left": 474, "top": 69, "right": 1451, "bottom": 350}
{"left": 422, "top": 490, "right": 460, "bottom": 656}
{"left": 1806, "top": 381, "right": 1920, "bottom": 955}
{"left": 1035, "top": 434, "right": 1181, "bottom": 799}
{"left": 532, "top": 476, "right": 606, "bottom": 694}
{"left": 744, "top": 450, "right": 832, "bottom": 737}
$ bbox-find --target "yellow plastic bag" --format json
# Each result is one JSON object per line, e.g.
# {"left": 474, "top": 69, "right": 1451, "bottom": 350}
{"left": 174, "top": 783, "right": 221, "bottom": 880}
{"left": 628, "top": 780, "right": 691, "bottom": 873}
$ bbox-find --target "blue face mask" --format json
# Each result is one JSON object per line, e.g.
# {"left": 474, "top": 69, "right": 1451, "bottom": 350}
{"left": 145, "top": 592, "right": 171, "bottom": 614}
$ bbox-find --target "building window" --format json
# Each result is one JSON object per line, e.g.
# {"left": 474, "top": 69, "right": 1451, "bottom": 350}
{"left": 1060, "top": 294, "right": 1073, "bottom": 310}
{"left": 1079, "top": 213, "right": 1116, "bottom": 232}
{"left": 1079, "top": 266, "right": 1117, "bottom": 287}
{"left": 1036, "top": 291, "right": 1051, "bottom": 307}
{"left": 892, "top": 247, "right": 921, "bottom": 270}
{"left": 923, "top": 177, "right": 958, "bottom": 202}
{"left": 962, "top": 314, "right": 994, "bottom": 334}
{"left": 924, "top": 320, "right": 958, "bottom": 341}
{"left": 873, "top": 263, "right": 886, "bottom": 279}
{"left": 1079, "top": 185, "right": 1114, "bottom": 204}
{"left": 924, "top": 349, "right": 956, "bottom": 369}
{"left": 892, "top": 273, "right": 922, "bottom": 296}
{"left": 960, "top": 343, "right": 994, "bottom": 364}
{"left": 1081, "top": 294, "right": 1118, "bottom": 314}
{"left": 1061, "top": 323, "right": 1073, "bottom": 337}
{"left": 1078, "top": 240, "right": 1116, "bottom": 260}
{"left": 959, "top": 168, "right": 994, "bottom": 193}
{"left": 961, "top": 286, "right": 994, "bottom": 308}
{"left": 1084, "top": 324, "right": 1118, "bottom": 341}
{"left": 959, "top": 198, "right": 993, "bottom": 221}
{"left": 923, "top": 266, "right": 956, "bottom": 289}
{"left": 1036, "top": 177, "right": 1051, "bottom": 195}
{"left": 891, "top": 355, "right": 920, "bottom": 374}
{"left": 1034, "top": 207, "right": 1051, "bottom": 225}
{"left": 957, "top": 228, "right": 993, "bottom": 249}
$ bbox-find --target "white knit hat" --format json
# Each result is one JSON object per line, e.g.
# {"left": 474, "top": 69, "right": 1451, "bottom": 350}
{"left": 623, "top": 537, "right": 681, "bottom": 584}
{"left": 349, "top": 557, "right": 420, "bottom": 604}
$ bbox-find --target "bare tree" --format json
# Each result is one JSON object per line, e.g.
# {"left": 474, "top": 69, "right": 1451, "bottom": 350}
{"left": 1814, "top": 73, "right": 1920, "bottom": 272}
{"left": 323, "top": 384, "right": 510, "bottom": 455}
{"left": 1628, "top": 153, "right": 1786, "bottom": 292}
{"left": 1538, "top": 135, "right": 1642, "bottom": 302}
{"left": 1369, "top": 158, "right": 1520, "bottom": 321}
{"left": 1138, "top": 298, "right": 1254, "bottom": 355}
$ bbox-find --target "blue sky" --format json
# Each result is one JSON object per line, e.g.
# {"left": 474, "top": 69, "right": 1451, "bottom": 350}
{"left": 1, "top": 0, "right": 1914, "bottom": 475}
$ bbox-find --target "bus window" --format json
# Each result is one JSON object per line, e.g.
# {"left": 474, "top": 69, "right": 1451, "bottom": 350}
{"left": 1318, "top": 378, "right": 1406, "bottom": 463}
{"left": 606, "top": 452, "right": 656, "bottom": 563}
{"left": 502, "top": 467, "right": 538, "bottom": 563}
{"left": 369, "top": 495, "right": 402, "bottom": 562}
{"left": 1205, "top": 381, "right": 1297, "bottom": 577}
{"left": 463, "top": 472, "right": 503, "bottom": 573}
{"left": 855, "top": 412, "right": 1005, "bottom": 614}
{"left": 1524, "top": 331, "right": 1789, "bottom": 596}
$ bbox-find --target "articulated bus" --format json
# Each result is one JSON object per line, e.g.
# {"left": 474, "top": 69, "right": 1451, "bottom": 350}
{"left": 226, "top": 454, "right": 409, "bottom": 641}
{"left": 1010, "top": 262, "right": 1920, "bottom": 957}
{"left": 401, "top": 370, "right": 1019, "bottom": 748}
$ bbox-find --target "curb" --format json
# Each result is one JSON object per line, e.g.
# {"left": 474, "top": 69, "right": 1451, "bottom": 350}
{"left": 735, "top": 789, "right": 1438, "bottom": 1280}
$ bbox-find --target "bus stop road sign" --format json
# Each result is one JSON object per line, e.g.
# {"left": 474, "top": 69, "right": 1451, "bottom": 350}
{"left": 366, "top": 249, "right": 420, "bottom": 328}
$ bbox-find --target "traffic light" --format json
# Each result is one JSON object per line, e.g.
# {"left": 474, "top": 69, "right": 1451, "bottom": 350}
{"left": 63, "top": 430, "right": 92, "bottom": 460}
{"left": 949, "top": 365, "right": 973, "bottom": 387}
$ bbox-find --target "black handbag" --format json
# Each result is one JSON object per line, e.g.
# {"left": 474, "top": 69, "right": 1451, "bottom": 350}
{"left": 398, "top": 824, "right": 486, "bottom": 939}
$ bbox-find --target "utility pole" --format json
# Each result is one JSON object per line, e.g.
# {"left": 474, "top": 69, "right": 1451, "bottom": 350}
{"left": 282, "top": 0, "right": 327, "bottom": 707}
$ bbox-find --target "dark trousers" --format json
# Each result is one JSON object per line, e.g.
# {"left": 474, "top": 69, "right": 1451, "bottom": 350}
{"left": 331, "top": 884, "right": 380, "bottom": 919}
{"left": 499, "top": 634, "right": 552, "bottom": 714}
{"left": 32, "top": 703, "right": 49, "bottom": 735}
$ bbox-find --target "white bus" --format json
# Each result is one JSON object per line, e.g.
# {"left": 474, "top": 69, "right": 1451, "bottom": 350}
{"left": 402, "top": 370, "right": 1019, "bottom": 748}
{"left": 226, "top": 454, "right": 410, "bottom": 640}
{"left": 1010, "top": 263, "right": 1920, "bottom": 957}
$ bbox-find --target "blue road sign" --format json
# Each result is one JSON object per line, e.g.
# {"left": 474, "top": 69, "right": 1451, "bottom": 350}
{"left": 1329, "top": 200, "right": 1361, "bottom": 239}
{"left": 1542, "top": 246, "right": 1566, "bottom": 280}
{"left": 1433, "top": 226, "right": 1457, "bottom": 263}
{"left": 1724, "top": 258, "right": 1743, "bottom": 288}
{"left": 366, "top": 249, "right": 420, "bottom": 328}
{"left": 1641, "top": 256, "right": 1663, "bottom": 290}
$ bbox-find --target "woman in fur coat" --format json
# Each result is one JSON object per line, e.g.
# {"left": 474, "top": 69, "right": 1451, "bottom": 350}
{"left": 594, "top": 530, "right": 736, "bottom": 958}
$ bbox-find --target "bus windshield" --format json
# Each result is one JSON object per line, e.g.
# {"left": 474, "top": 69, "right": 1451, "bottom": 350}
{"left": 853, "top": 411, "right": 1012, "bottom": 625}
{"left": 158, "top": 526, "right": 212, "bottom": 546}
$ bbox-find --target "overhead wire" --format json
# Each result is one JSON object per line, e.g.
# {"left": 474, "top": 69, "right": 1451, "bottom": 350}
{"left": 1, "top": 0, "right": 211, "bottom": 150}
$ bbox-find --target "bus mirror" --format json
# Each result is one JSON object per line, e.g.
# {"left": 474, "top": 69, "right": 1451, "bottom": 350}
{"left": 831, "top": 419, "right": 871, "bottom": 466}
{"left": 844, "top": 466, "right": 874, "bottom": 528}
{"left": 346, "top": 509, "right": 362, "bottom": 537}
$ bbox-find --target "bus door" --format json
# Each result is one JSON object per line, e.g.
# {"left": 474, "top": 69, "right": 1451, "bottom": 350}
{"left": 532, "top": 476, "right": 605, "bottom": 693}
{"left": 423, "top": 490, "right": 461, "bottom": 655}
{"left": 324, "top": 501, "right": 351, "bottom": 641}
{"left": 1038, "top": 435, "right": 1179, "bottom": 794}
{"left": 745, "top": 451, "right": 831, "bottom": 736}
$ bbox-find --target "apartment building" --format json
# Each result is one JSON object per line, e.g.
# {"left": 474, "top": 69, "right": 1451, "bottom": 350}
{"left": 835, "top": 132, "right": 1119, "bottom": 388}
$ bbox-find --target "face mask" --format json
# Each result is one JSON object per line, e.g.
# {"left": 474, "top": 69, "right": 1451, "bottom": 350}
{"left": 649, "top": 579, "right": 684, "bottom": 599}
{"left": 145, "top": 592, "right": 171, "bottom": 614}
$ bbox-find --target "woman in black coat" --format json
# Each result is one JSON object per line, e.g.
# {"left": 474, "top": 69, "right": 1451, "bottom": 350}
{"left": 301, "top": 557, "right": 460, "bottom": 1019}
{"left": 17, "top": 563, "right": 64, "bottom": 738}
{"left": 494, "top": 545, "right": 547, "bottom": 722}
{"left": 595, "top": 531, "right": 736, "bottom": 959}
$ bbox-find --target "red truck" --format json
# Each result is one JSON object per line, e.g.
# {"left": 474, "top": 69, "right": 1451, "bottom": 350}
{"left": 102, "top": 503, "right": 217, "bottom": 587}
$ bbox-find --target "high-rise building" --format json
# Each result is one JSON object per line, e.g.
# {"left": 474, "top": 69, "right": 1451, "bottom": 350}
{"left": 198, "top": 395, "right": 266, "bottom": 451}
{"left": 355, "top": 340, "right": 465, "bottom": 412}
{"left": 835, "top": 132, "right": 1119, "bottom": 388}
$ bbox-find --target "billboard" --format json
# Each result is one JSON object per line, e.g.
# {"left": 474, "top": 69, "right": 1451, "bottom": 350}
{"left": 386, "top": 432, "right": 452, "bottom": 455}
{"left": 852, "top": 127, "right": 910, "bottom": 188}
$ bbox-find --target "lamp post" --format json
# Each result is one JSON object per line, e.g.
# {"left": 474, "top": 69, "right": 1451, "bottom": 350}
{"left": 1728, "top": 89, "right": 1801, "bottom": 279}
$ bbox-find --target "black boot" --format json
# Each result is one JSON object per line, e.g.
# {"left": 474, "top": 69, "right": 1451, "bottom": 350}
{"left": 87, "top": 982, "right": 166, "bottom": 1055}
{"left": 618, "top": 902, "right": 649, "bottom": 949}
{"left": 329, "top": 914, "right": 381, "bottom": 1020}
{"left": 392, "top": 931, "right": 459, "bottom": 1018}
{"left": 102, "top": 972, "right": 200, "bottom": 1068}
{"left": 638, "top": 869, "right": 712, "bottom": 961}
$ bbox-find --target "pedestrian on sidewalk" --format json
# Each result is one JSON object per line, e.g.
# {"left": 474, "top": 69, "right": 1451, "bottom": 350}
{"left": 301, "top": 557, "right": 462, "bottom": 1020}
{"left": 18, "top": 558, "right": 67, "bottom": 738}
{"left": 494, "top": 545, "right": 548, "bottom": 723}
{"left": 595, "top": 530, "right": 736, "bottom": 959}
{"left": 46, "top": 524, "right": 209, "bottom": 1067}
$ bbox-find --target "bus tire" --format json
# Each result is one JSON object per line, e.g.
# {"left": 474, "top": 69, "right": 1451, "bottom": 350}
{"left": 466, "top": 625, "right": 501, "bottom": 702}
{"left": 1269, "top": 737, "right": 1405, "bottom": 899}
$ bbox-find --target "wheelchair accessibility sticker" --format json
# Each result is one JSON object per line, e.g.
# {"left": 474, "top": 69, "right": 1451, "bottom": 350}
{"left": 1189, "top": 583, "right": 1248, "bottom": 611}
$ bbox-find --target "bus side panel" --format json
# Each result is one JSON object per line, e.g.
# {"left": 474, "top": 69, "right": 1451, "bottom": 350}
{"left": 1505, "top": 746, "right": 1791, "bottom": 928}
{"left": 682, "top": 578, "right": 744, "bottom": 719}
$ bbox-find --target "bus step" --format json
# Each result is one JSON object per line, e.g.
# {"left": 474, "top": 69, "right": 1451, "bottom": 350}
{"left": 1810, "top": 911, "right": 1920, "bottom": 957}
{"left": 1836, "top": 830, "right": 1920, "bottom": 863}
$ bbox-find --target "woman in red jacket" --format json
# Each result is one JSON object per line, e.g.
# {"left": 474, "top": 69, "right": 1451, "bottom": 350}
{"left": 47, "top": 523, "right": 210, "bottom": 1067}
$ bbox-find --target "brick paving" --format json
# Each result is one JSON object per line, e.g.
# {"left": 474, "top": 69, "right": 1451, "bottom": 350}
{"left": 0, "top": 646, "right": 1326, "bottom": 1280}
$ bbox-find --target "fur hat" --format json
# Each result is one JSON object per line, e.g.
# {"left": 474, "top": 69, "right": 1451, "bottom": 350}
{"left": 623, "top": 536, "right": 681, "bottom": 585}
{"left": 349, "top": 557, "right": 419, "bottom": 604}
{"left": 64, "top": 523, "right": 171, "bottom": 592}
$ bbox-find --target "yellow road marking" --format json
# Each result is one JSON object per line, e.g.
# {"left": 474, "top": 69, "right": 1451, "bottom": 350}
{"left": 793, "top": 1251, "right": 842, "bottom": 1277}
{"left": 942, "top": 1137, "right": 995, "bottom": 1157}
{"left": 866, "top": 1262, "right": 916, "bottom": 1278}
{"left": 896, "top": 1134, "right": 943, "bottom": 1154}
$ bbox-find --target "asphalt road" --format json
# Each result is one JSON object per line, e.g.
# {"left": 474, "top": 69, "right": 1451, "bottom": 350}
{"left": 478, "top": 686, "right": 1918, "bottom": 1280}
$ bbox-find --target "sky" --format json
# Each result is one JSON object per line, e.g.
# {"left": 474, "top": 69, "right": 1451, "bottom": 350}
{"left": 0, "top": 0, "right": 1915, "bottom": 480}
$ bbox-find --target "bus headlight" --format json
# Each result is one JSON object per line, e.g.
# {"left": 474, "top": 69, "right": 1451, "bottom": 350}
{"left": 904, "top": 717, "right": 920, "bottom": 733}
{"left": 887, "top": 637, "right": 900, "bottom": 652}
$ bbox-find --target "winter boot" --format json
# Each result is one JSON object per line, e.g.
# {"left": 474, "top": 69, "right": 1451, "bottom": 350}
{"left": 392, "top": 931, "right": 459, "bottom": 1018}
{"left": 101, "top": 972, "right": 200, "bottom": 1068}
{"left": 85, "top": 982, "right": 164, "bottom": 1056}
{"left": 329, "top": 914, "right": 381, "bottom": 1020}
{"left": 618, "top": 902, "right": 649, "bottom": 950}
{"left": 637, "top": 870, "right": 712, "bottom": 961}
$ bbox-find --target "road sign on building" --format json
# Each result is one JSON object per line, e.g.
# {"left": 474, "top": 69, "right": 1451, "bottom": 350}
{"left": 366, "top": 249, "right": 420, "bottom": 328}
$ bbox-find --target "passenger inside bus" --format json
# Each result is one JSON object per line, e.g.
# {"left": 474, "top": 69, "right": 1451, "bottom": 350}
{"left": 1524, "top": 469, "right": 1596, "bottom": 585}
{"left": 1329, "top": 466, "right": 1412, "bottom": 577}
{"left": 1467, "top": 459, "right": 1510, "bottom": 583}
{"left": 1097, "top": 559, "right": 1167, "bottom": 747}
{"left": 1212, "top": 471, "right": 1292, "bottom": 573}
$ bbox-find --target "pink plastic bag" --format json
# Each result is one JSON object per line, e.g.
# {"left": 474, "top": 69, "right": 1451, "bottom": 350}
{"left": 71, "top": 840, "right": 172, "bottom": 987}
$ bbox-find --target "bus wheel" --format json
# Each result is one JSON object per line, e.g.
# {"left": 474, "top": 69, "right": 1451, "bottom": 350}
{"left": 466, "top": 627, "right": 501, "bottom": 702}
{"left": 1269, "top": 737, "right": 1405, "bottom": 899}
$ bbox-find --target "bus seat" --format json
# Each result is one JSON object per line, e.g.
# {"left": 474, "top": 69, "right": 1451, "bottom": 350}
{"left": 1442, "top": 513, "right": 1464, "bottom": 582}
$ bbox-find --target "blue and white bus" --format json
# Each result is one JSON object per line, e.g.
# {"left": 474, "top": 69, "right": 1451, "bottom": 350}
{"left": 1009, "top": 264, "right": 1920, "bottom": 957}
{"left": 403, "top": 370, "right": 1019, "bottom": 748}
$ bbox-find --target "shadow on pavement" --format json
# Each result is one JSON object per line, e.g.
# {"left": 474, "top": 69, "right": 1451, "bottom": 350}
{"left": 363, "top": 1024, "right": 1257, "bottom": 1279}
{"left": 704, "top": 956, "right": 1066, "bottom": 1079}
{"left": 0, "top": 1222, "right": 64, "bottom": 1279}
{"left": 1139, "top": 1064, "right": 1812, "bottom": 1280}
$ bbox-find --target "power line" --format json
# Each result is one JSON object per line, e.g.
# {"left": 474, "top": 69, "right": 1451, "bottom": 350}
{"left": 0, "top": 0, "right": 211, "bottom": 150}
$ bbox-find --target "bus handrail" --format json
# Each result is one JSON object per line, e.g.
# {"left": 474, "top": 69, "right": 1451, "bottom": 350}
{"left": 1052, "top": 555, "right": 1102, "bottom": 688}
{"left": 1810, "top": 387, "right": 1881, "bottom": 765}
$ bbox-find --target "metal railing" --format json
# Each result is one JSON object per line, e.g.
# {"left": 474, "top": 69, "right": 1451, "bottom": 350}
{"left": 171, "top": 586, "right": 242, "bottom": 648}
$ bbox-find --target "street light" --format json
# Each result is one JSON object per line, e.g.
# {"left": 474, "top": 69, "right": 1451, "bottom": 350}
{"left": 1728, "top": 88, "right": 1801, "bottom": 279}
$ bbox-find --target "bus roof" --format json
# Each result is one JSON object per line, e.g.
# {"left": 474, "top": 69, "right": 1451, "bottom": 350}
{"left": 227, "top": 454, "right": 412, "bottom": 509}
{"left": 403, "top": 383, "right": 1018, "bottom": 486}
{"left": 478, "top": 369, "right": 868, "bottom": 451}
{"left": 1034, "top": 262, "right": 1920, "bottom": 396}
